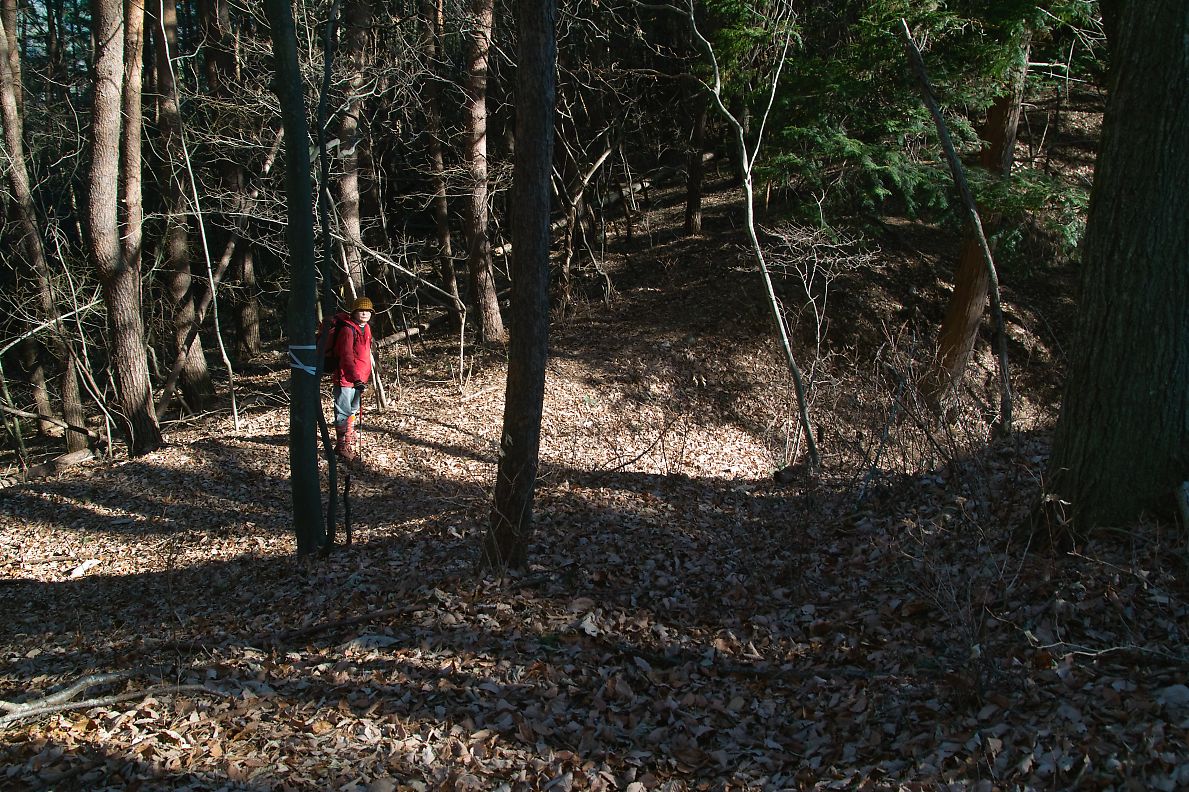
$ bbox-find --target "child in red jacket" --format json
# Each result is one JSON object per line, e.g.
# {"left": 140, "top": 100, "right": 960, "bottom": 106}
{"left": 331, "top": 296, "right": 374, "bottom": 461}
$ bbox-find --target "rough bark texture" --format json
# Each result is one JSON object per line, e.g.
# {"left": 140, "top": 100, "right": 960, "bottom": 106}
{"left": 420, "top": 0, "right": 464, "bottom": 329}
{"left": 154, "top": 0, "right": 213, "bottom": 411}
{"left": 335, "top": 0, "right": 370, "bottom": 293}
{"left": 933, "top": 35, "right": 1030, "bottom": 402}
{"left": 0, "top": 8, "right": 85, "bottom": 447}
{"left": 264, "top": 0, "right": 325, "bottom": 554}
{"left": 463, "top": 0, "right": 507, "bottom": 345}
{"left": 88, "top": 0, "right": 161, "bottom": 456}
{"left": 483, "top": 0, "right": 556, "bottom": 572}
{"left": 1043, "top": 0, "right": 1188, "bottom": 533}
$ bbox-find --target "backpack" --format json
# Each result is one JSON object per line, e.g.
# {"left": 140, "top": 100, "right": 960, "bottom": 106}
{"left": 316, "top": 314, "right": 356, "bottom": 377}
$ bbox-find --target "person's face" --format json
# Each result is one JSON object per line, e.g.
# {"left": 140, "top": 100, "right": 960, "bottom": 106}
{"left": 353, "top": 309, "right": 372, "bottom": 324}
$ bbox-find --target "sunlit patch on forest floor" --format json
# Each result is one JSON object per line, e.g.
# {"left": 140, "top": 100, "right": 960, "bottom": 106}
{"left": 2, "top": 170, "right": 1187, "bottom": 790}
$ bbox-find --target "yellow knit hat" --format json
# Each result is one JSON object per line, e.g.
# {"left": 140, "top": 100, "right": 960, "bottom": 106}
{"left": 351, "top": 296, "right": 374, "bottom": 312}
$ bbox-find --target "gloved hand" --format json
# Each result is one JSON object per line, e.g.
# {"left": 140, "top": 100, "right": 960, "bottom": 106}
{"left": 354, "top": 380, "right": 367, "bottom": 393}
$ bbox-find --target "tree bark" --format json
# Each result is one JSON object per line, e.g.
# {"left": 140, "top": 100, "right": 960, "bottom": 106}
{"left": 463, "top": 0, "right": 507, "bottom": 345}
{"left": 482, "top": 0, "right": 555, "bottom": 572}
{"left": 1040, "top": 0, "right": 1188, "bottom": 535}
{"left": 0, "top": 7, "right": 86, "bottom": 449}
{"left": 334, "top": 0, "right": 369, "bottom": 293}
{"left": 88, "top": 0, "right": 161, "bottom": 456}
{"left": 153, "top": 0, "right": 214, "bottom": 411}
{"left": 684, "top": 92, "right": 707, "bottom": 236}
{"left": 199, "top": 0, "right": 259, "bottom": 360}
{"left": 420, "top": 0, "right": 464, "bottom": 330}
{"left": 932, "top": 33, "right": 1030, "bottom": 404}
{"left": 264, "top": 0, "right": 326, "bottom": 555}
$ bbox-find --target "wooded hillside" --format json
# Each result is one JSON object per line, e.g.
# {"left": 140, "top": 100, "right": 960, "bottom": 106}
{"left": 2, "top": 1, "right": 1186, "bottom": 789}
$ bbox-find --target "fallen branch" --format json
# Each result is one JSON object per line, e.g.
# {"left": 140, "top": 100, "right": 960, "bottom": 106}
{"left": 0, "top": 683, "right": 223, "bottom": 729}
{"left": 0, "top": 404, "right": 101, "bottom": 441}
{"left": 0, "top": 672, "right": 128, "bottom": 715}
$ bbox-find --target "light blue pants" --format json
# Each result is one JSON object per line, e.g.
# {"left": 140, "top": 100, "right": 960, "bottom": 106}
{"left": 333, "top": 384, "right": 363, "bottom": 426}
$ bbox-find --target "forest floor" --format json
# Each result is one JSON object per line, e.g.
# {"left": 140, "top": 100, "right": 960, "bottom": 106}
{"left": 2, "top": 141, "right": 1188, "bottom": 787}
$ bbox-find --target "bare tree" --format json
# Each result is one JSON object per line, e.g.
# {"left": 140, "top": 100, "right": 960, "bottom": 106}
{"left": 0, "top": 3, "right": 87, "bottom": 450}
{"left": 153, "top": 0, "right": 215, "bottom": 412}
{"left": 88, "top": 0, "right": 161, "bottom": 456}
{"left": 482, "top": 0, "right": 556, "bottom": 572}
{"left": 462, "top": 0, "right": 506, "bottom": 345}
{"left": 419, "top": 0, "right": 464, "bottom": 329}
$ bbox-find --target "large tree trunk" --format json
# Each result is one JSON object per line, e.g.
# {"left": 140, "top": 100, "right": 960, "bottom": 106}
{"left": 88, "top": 0, "right": 161, "bottom": 456}
{"left": 264, "top": 0, "right": 326, "bottom": 554}
{"left": 420, "top": 0, "right": 464, "bottom": 329}
{"left": 932, "top": 34, "right": 1030, "bottom": 403}
{"left": 462, "top": 0, "right": 506, "bottom": 345}
{"left": 0, "top": 6, "right": 86, "bottom": 449}
{"left": 1040, "top": 0, "right": 1187, "bottom": 536}
{"left": 153, "top": 0, "right": 214, "bottom": 411}
{"left": 482, "top": 0, "right": 555, "bottom": 572}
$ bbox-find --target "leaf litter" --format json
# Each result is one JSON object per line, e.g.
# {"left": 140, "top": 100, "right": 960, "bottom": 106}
{"left": 1, "top": 195, "right": 1187, "bottom": 790}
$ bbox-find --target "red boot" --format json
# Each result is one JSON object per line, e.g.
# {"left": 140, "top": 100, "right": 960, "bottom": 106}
{"left": 335, "top": 419, "right": 356, "bottom": 461}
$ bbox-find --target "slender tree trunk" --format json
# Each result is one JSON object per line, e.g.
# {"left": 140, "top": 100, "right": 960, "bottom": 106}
{"left": 420, "top": 0, "right": 463, "bottom": 329}
{"left": 264, "top": 0, "right": 326, "bottom": 554}
{"left": 88, "top": 0, "right": 161, "bottom": 456}
{"left": 1, "top": 0, "right": 19, "bottom": 116}
{"left": 932, "top": 34, "right": 1030, "bottom": 403}
{"left": 235, "top": 247, "right": 261, "bottom": 358}
{"left": 482, "top": 0, "right": 555, "bottom": 572}
{"left": 0, "top": 7, "right": 86, "bottom": 446}
{"left": 1039, "top": 0, "right": 1187, "bottom": 537}
{"left": 335, "top": 0, "right": 369, "bottom": 293}
{"left": 153, "top": 0, "right": 214, "bottom": 410}
{"left": 199, "top": 0, "right": 258, "bottom": 359}
{"left": 684, "top": 92, "right": 707, "bottom": 236}
{"left": 463, "top": 0, "right": 506, "bottom": 345}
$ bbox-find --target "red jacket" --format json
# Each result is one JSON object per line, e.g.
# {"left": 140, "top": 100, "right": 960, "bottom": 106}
{"left": 332, "top": 312, "right": 372, "bottom": 387}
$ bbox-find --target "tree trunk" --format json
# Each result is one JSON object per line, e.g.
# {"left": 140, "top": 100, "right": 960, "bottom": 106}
{"left": 333, "top": 0, "right": 369, "bottom": 293}
{"left": 1040, "top": 0, "right": 1188, "bottom": 536}
{"left": 482, "top": 0, "right": 555, "bottom": 572}
{"left": 264, "top": 0, "right": 326, "bottom": 555}
{"left": 235, "top": 246, "right": 262, "bottom": 358}
{"left": 89, "top": 0, "right": 161, "bottom": 456}
{"left": 153, "top": 0, "right": 214, "bottom": 411}
{"left": 0, "top": 7, "right": 86, "bottom": 448}
{"left": 463, "top": 0, "right": 506, "bottom": 345}
{"left": 684, "top": 92, "right": 707, "bottom": 236}
{"left": 932, "top": 34, "right": 1030, "bottom": 403}
{"left": 420, "top": 0, "right": 464, "bottom": 329}
{"left": 200, "top": 0, "right": 259, "bottom": 360}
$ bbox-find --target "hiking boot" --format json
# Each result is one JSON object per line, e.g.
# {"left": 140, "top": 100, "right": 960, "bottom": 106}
{"left": 335, "top": 422, "right": 356, "bottom": 462}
